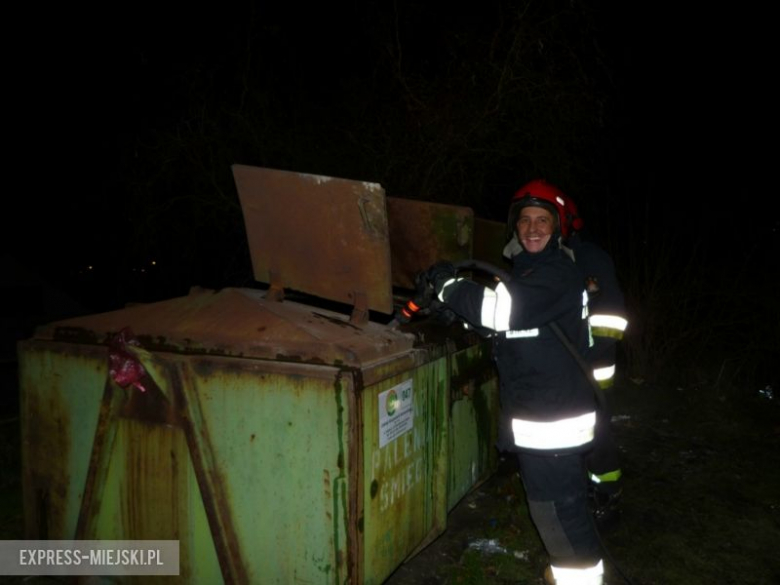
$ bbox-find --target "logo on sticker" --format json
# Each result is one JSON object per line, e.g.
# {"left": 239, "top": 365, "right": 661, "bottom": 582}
{"left": 386, "top": 389, "right": 399, "bottom": 416}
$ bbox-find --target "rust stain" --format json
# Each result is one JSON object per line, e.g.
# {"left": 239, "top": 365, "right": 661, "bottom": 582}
{"left": 171, "top": 362, "right": 250, "bottom": 585}
{"left": 75, "top": 379, "right": 125, "bottom": 540}
{"left": 232, "top": 164, "right": 394, "bottom": 314}
{"left": 22, "top": 390, "right": 71, "bottom": 538}
{"left": 119, "top": 372, "right": 179, "bottom": 426}
{"left": 343, "top": 369, "right": 362, "bottom": 585}
{"left": 386, "top": 197, "right": 474, "bottom": 289}
{"left": 36, "top": 288, "right": 414, "bottom": 368}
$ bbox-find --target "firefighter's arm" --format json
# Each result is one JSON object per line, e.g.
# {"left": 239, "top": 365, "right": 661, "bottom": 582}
{"left": 421, "top": 262, "right": 512, "bottom": 332}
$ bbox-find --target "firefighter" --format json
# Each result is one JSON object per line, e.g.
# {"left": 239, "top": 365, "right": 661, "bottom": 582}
{"left": 560, "top": 192, "right": 629, "bottom": 530}
{"left": 419, "top": 179, "right": 604, "bottom": 585}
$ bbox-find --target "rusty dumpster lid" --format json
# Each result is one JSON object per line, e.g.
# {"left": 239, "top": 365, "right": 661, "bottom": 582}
{"left": 473, "top": 218, "right": 510, "bottom": 268}
{"left": 386, "top": 197, "right": 474, "bottom": 290}
{"left": 33, "top": 287, "right": 415, "bottom": 367}
{"left": 232, "top": 165, "right": 394, "bottom": 315}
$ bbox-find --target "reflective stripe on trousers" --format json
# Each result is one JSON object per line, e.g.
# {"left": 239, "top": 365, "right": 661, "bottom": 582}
{"left": 588, "top": 313, "right": 627, "bottom": 335}
{"left": 592, "top": 365, "right": 615, "bottom": 382}
{"left": 512, "top": 411, "right": 596, "bottom": 450}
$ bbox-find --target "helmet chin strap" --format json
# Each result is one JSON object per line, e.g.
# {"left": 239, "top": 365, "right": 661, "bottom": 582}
{"left": 546, "top": 232, "right": 564, "bottom": 252}
{"left": 560, "top": 238, "right": 575, "bottom": 261}
{"left": 503, "top": 234, "right": 524, "bottom": 259}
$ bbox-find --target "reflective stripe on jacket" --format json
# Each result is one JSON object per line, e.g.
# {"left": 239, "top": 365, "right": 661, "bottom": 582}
{"left": 440, "top": 246, "right": 596, "bottom": 453}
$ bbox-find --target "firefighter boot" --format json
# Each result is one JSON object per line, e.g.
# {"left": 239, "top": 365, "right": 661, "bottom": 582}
{"left": 543, "top": 564, "right": 605, "bottom": 584}
{"left": 544, "top": 565, "right": 555, "bottom": 584}
{"left": 589, "top": 482, "right": 622, "bottom": 533}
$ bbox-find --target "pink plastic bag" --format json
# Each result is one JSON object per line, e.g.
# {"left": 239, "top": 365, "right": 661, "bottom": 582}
{"left": 108, "top": 327, "right": 147, "bottom": 392}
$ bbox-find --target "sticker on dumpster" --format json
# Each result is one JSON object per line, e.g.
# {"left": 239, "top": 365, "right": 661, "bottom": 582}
{"left": 378, "top": 380, "right": 414, "bottom": 448}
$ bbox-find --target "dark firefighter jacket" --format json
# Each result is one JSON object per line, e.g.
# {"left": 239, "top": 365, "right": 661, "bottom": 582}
{"left": 440, "top": 245, "right": 596, "bottom": 453}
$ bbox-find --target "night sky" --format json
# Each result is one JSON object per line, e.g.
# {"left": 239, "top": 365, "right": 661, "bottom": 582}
{"left": 5, "top": 1, "right": 777, "bottom": 319}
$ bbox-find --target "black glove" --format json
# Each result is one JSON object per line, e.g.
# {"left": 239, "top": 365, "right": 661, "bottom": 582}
{"left": 395, "top": 271, "right": 435, "bottom": 324}
{"left": 424, "top": 261, "right": 458, "bottom": 297}
{"left": 413, "top": 270, "right": 435, "bottom": 308}
{"left": 431, "top": 302, "right": 459, "bottom": 326}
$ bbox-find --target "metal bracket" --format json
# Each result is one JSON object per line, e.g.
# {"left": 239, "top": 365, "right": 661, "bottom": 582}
{"left": 266, "top": 270, "right": 285, "bottom": 302}
{"left": 350, "top": 291, "right": 369, "bottom": 327}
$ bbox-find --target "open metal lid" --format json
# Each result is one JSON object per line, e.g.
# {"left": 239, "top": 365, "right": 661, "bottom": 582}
{"left": 232, "top": 165, "right": 394, "bottom": 315}
{"left": 386, "top": 197, "right": 474, "bottom": 290}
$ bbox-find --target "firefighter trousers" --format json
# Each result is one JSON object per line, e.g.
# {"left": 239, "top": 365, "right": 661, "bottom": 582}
{"left": 517, "top": 451, "right": 602, "bottom": 567}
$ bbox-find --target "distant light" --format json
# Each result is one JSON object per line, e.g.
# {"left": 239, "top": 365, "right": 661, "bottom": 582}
{"left": 150, "top": 260, "right": 157, "bottom": 266}
{"left": 87, "top": 265, "right": 93, "bottom": 271}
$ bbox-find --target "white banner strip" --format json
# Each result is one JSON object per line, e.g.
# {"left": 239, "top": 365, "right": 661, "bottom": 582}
{"left": 0, "top": 540, "right": 180, "bottom": 576}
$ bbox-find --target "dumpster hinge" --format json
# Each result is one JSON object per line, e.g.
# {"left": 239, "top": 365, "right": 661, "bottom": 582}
{"left": 267, "top": 269, "right": 285, "bottom": 302}
{"left": 350, "top": 291, "right": 369, "bottom": 327}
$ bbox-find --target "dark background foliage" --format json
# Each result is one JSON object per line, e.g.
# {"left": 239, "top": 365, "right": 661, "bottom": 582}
{"left": 5, "top": 0, "right": 778, "bottom": 391}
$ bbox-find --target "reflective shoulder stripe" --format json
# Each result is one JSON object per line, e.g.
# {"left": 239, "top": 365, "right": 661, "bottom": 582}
{"left": 588, "top": 314, "right": 628, "bottom": 332}
{"left": 550, "top": 559, "right": 604, "bottom": 584}
{"left": 506, "top": 328, "right": 539, "bottom": 338}
{"left": 511, "top": 411, "right": 596, "bottom": 450}
{"left": 480, "top": 281, "right": 512, "bottom": 331}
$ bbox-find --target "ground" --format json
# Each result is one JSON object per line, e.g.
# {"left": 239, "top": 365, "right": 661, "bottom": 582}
{"left": 2, "top": 365, "right": 779, "bottom": 584}
{"left": 384, "top": 378, "right": 780, "bottom": 585}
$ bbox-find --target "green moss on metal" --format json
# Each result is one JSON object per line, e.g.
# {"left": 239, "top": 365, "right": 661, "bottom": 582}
{"left": 430, "top": 210, "right": 472, "bottom": 260}
{"left": 471, "top": 376, "right": 494, "bottom": 466}
{"left": 451, "top": 343, "right": 498, "bottom": 459}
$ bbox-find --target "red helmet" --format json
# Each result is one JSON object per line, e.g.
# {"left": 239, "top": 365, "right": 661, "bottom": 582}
{"left": 509, "top": 179, "right": 582, "bottom": 239}
{"left": 560, "top": 192, "right": 584, "bottom": 236}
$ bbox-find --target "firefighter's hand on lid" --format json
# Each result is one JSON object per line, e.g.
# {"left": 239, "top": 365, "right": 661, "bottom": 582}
{"left": 422, "top": 261, "right": 459, "bottom": 302}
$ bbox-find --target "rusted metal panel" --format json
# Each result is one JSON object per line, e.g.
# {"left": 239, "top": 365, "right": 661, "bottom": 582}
{"left": 361, "top": 359, "right": 449, "bottom": 584}
{"left": 386, "top": 197, "right": 474, "bottom": 290}
{"left": 473, "top": 217, "right": 510, "bottom": 272}
{"left": 89, "top": 418, "right": 221, "bottom": 585}
{"left": 232, "top": 165, "right": 394, "bottom": 315}
{"left": 447, "top": 343, "right": 500, "bottom": 511}
{"left": 32, "top": 288, "right": 414, "bottom": 367}
{"left": 176, "top": 357, "right": 357, "bottom": 584}
{"left": 19, "top": 331, "right": 478, "bottom": 584}
{"left": 19, "top": 339, "right": 360, "bottom": 584}
{"left": 18, "top": 342, "right": 106, "bottom": 540}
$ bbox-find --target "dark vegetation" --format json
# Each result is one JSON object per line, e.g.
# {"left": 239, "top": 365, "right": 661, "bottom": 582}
{"left": 2, "top": 1, "right": 778, "bottom": 583}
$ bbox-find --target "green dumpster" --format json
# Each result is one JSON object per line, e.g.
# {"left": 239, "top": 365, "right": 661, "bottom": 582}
{"left": 18, "top": 166, "right": 499, "bottom": 584}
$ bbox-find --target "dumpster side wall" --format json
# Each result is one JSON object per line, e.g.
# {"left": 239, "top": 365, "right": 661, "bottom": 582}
{"left": 91, "top": 418, "right": 221, "bottom": 585}
{"left": 19, "top": 321, "right": 501, "bottom": 584}
{"left": 361, "top": 358, "right": 449, "bottom": 585}
{"left": 447, "top": 342, "right": 500, "bottom": 511}
{"left": 19, "top": 341, "right": 356, "bottom": 585}
{"left": 19, "top": 341, "right": 106, "bottom": 540}
{"left": 184, "top": 358, "right": 354, "bottom": 585}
